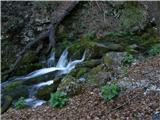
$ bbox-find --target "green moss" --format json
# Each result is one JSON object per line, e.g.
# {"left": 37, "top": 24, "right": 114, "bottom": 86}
{"left": 37, "top": 85, "right": 54, "bottom": 100}
{"left": 120, "top": 3, "right": 147, "bottom": 30}
{"left": 148, "top": 44, "right": 160, "bottom": 56}
{"left": 18, "top": 51, "right": 38, "bottom": 65}
{"left": 3, "top": 81, "right": 23, "bottom": 93}
{"left": 86, "top": 64, "right": 114, "bottom": 87}
{"left": 101, "top": 84, "right": 120, "bottom": 101}
{"left": 76, "top": 67, "right": 88, "bottom": 78}
{"left": 15, "top": 63, "right": 43, "bottom": 76}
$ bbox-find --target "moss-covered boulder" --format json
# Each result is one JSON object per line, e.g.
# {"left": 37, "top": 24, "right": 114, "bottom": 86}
{"left": 2, "top": 81, "right": 28, "bottom": 99}
{"left": 103, "top": 52, "right": 126, "bottom": 65}
{"left": 68, "top": 38, "right": 123, "bottom": 60}
{"left": 1, "top": 95, "right": 13, "bottom": 114}
{"left": 86, "top": 64, "right": 115, "bottom": 87}
{"left": 36, "top": 76, "right": 62, "bottom": 100}
{"left": 76, "top": 59, "right": 102, "bottom": 68}
{"left": 13, "top": 50, "right": 42, "bottom": 76}
{"left": 57, "top": 75, "right": 82, "bottom": 96}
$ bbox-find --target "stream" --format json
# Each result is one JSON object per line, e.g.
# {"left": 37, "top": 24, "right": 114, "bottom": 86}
{"left": 2, "top": 49, "right": 86, "bottom": 107}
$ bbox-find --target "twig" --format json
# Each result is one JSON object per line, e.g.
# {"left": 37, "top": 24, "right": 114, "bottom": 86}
{"left": 107, "top": 92, "right": 142, "bottom": 114}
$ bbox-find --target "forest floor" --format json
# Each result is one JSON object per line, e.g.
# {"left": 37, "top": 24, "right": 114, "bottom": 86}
{"left": 2, "top": 55, "right": 160, "bottom": 120}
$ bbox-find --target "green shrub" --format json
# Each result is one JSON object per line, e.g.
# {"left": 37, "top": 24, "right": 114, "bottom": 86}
{"left": 101, "top": 84, "right": 120, "bottom": 101}
{"left": 49, "top": 92, "right": 68, "bottom": 108}
{"left": 148, "top": 45, "right": 160, "bottom": 56}
{"left": 15, "top": 97, "right": 27, "bottom": 109}
{"left": 122, "top": 53, "right": 134, "bottom": 65}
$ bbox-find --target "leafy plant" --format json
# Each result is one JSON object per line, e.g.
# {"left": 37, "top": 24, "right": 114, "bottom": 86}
{"left": 49, "top": 92, "right": 68, "bottom": 108}
{"left": 15, "top": 97, "right": 27, "bottom": 109}
{"left": 122, "top": 53, "right": 134, "bottom": 65}
{"left": 148, "top": 44, "right": 160, "bottom": 56}
{"left": 101, "top": 84, "right": 120, "bottom": 101}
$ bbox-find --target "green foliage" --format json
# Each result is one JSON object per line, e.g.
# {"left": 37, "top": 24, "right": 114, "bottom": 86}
{"left": 101, "top": 84, "right": 120, "bottom": 101}
{"left": 122, "top": 53, "right": 134, "bottom": 65}
{"left": 148, "top": 44, "right": 160, "bottom": 56}
{"left": 49, "top": 92, "right": 68, "bottom": 108}
{"left": 76, "top": 67, "right": 88, "bottom": 78}
{"left": 15, "top": 97, "right": 27, "bottom": 109}
{"left": 82, "top": 31, "right": 96, "bottom": 41}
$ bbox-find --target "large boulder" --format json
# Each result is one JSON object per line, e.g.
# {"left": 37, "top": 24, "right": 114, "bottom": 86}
{"left": 36, "top": 76, "right": 62, "bottom": 100}
{"left": 57, "top": 75, "right": 82, "bottom": 96}
{"left": 86, "top": 64, "right": 115, "bottom": 87}
{"left": 1, "top": 95, "right": 13, "bottom": 114}
{"left": 2, "top": 81, "right": 29, "bottom": 99}
{"left": 68, "top": 38, "right": 123, "bottom": 60}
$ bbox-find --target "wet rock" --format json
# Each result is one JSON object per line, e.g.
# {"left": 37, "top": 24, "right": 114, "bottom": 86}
{"left": 57, "top": 75, "right": 82, "bottom": 96}
{"left": 1, "top": 95, "right": 13, "bottom": 114}
{"left": 77, "top": 59, "right": 102, "bottom": 68}
{"left": 2, "top": 82, "right": 29, "bottom": 99}
{"left": 36, "top": 76, "right": 62, "bottom": 100}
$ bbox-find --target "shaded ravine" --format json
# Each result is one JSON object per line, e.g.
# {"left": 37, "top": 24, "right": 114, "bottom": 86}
{"left": 1, "top": 49, "right": 86, "bottom": 107}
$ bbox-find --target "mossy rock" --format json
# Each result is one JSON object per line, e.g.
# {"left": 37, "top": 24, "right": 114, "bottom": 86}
{"left": 86, "top": 64, "right": 114, "bottom": 87}
{"left": 36, "top": 77, "right": 62, "bottom": 100}
{"left": 68, "top": 38, "right": 123, "bottom": 60}
{"left": 18, "top": 50, "right": 38, "bottom": 66}
{"left": 2, "top": 80, "right": 24, "bottom": 93}
{"left": 14, "top": 63, "right": 43, "bottom": 76}
{"left": 76, "top": 67, "right": 89, "bottom": 78}
{"left": 1, "top": 95, "right": 13, "bottom": 114}
{"left": 103, "top": 52, "right": 126, "bottom": 65}
{"left": 76, "top": 59, "right": 102, "bottom": 68}
{"left": 22, "top": 70, "right": 58, "bottom": 85}
{"left": 57, "top": 75, "right": 82, "bottom": 96}
{"left": 119, "top": 2, "right": 147, "bottom": 31}
{"left": 2, "top": 81, "right": 28, "bottom": 99}
{"left": 36, "top": 84, "right": 56, "bottom": 100}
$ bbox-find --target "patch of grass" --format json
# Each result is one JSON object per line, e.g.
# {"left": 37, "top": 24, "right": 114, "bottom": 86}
{"left": 15, "top": 97, "right": 27, "bottom": 109}
{"left": 148, "top": 44, "right": 160, "bottom": 56}
{"left": 101, "top": 84, "right": 120, "bottom": 101}
{"left": 49, "top": 92, "right": 69, "bottom": 108}
{"left": 122, "top": 53, "right": 134, "bottom": 65}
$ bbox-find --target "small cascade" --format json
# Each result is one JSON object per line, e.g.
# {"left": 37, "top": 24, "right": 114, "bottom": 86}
{"left": 15, "top": 49, "right": 85, "bottom": 80}
{"left": 7, "top": 49, "right": 86, "bottom": 107}
{"left": 47, "top": 52, "right": 55, "bottom": 67}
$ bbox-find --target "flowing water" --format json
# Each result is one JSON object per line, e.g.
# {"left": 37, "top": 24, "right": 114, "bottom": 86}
{"left": 2, "top": 49, "right": 86, "bottom": 107}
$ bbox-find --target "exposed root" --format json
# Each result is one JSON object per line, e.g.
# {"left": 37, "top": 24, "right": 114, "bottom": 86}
{"left": 2, "top": 1, "right": 79, "bottom": 78}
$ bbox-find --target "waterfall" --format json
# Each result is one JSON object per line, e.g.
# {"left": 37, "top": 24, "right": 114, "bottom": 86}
{"left": 47, "top": 52, "right": 55, "bottom": 67}
{"left": 12, "top": 49, "right": 86, "bottom": 107}
{"left": 16, "top": 49, "right": 85, "bottom": 80}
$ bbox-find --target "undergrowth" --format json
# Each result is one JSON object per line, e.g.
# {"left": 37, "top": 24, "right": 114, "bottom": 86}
{"left": 49, "top": 92, "right": 69, "bottom": 108}
{"left": 101, "top": 84, "right": 120, "bottom": 101}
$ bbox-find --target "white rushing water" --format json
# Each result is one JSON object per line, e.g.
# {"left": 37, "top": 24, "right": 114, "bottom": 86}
{"left": 16, "top": 49, "right": 86, "bottom": 107}
{"left": 16, "top": 49, "right": 86, "bottom": 80}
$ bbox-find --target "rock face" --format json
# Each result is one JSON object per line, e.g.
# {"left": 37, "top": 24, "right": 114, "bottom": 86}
{"left": 57, "top": 75, "right": 82, "bottom": 96}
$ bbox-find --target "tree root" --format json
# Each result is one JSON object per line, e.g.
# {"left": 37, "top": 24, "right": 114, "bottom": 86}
{"left": 2, "top": 1, "right": 79, "bottom": 78}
